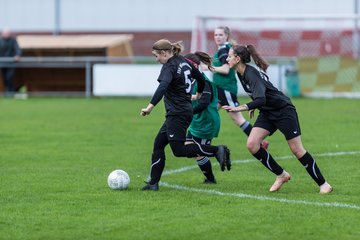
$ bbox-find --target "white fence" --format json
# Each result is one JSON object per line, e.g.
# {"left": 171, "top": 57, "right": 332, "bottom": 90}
{"left": 0, "top": 57, "right": 287, "bottom": 97}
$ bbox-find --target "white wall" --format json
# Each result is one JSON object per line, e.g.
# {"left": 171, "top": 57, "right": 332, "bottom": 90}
{"left": 93, "top": 64, "right": 161, "bottom": 96}
{"left": 0, "top": 0, "right": 356, "bottom": 32}
{"left": 93, "top": 64, "right": 285, "bottom": 97}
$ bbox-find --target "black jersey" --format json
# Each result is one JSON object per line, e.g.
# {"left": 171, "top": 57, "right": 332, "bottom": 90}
{"left": 150, "top": 55, "right": 205, "bottom": 115}
{"left": 237, "top": 64, "right": 293, "bottom": 111}
{"left": 0, "top": 37, "right": 21, "bottom": 57}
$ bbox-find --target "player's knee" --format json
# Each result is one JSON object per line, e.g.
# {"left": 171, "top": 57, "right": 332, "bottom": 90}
{"left": 169, "top": 140, "right": 190, "bottom": 157}
{"left": 152, "top": 150, "right": 165, "bottom": 163}
{"left": 291, "top": 147, "right": 306, "bottom": 159}
{"left": 246, "top": 138, "right": 260, "bottom": 153}
{"left": 172, "top": 148, "right": 185, "bottom": 157}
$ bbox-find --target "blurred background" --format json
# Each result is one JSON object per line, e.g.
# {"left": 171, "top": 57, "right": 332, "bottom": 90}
{"left": 1, "top": 0, "right": 360, "bottom": 98}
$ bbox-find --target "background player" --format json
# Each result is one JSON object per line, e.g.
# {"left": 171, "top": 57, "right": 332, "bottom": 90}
{"left": 185, "top": 51, "right": 224, "bottom": 184}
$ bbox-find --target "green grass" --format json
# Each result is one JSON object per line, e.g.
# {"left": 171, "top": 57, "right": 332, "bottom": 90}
{"left": 0, "top": 97, "right": 359, "bottom": 239}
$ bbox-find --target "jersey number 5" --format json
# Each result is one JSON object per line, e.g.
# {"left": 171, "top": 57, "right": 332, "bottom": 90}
{"left": 184, "top": 70, "right": 192, "bottom": 93}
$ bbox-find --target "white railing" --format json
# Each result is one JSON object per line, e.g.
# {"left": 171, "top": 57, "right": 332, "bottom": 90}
{"left": 0, "top": 56, "right": 154, "bottom": 98}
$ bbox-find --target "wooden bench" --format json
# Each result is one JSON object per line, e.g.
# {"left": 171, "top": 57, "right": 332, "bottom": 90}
{"left": 1, "top": 34, "right": 134, "bottom": 94}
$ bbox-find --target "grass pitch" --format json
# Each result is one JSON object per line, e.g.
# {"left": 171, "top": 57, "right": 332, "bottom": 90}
{"left": 0, "top": 97, "right": 359, "bottom": 239}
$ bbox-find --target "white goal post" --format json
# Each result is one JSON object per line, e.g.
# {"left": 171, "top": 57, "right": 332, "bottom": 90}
{"left": 191, "top": 15, "right": 360, "bottom": 98}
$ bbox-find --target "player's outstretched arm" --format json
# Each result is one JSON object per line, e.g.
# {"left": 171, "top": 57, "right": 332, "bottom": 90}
{"left": 222, "top": 104, "right": 248, "bottom": 112}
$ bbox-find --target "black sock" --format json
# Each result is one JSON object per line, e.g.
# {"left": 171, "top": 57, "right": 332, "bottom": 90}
{"left": 149, "top": 151, "right": 165, "bottom": 184}
{"left": 197, "top": 156, "right": 215, "bottom": 181}
{"left": 253, "top": 148, "right": 283, "bottom": 175}
{"left": 240, "top": 121, "right": 252, "bottom": 136}
{"left": 184, "top": 143, "right": 218, "bottom": 158}
{"left": 298, "top": 152, "right": 326, "bottom": 186}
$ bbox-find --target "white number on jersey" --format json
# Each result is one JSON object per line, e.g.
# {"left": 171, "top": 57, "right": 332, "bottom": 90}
{"left": 184, "top": 70, "right": 192, "bottom": 93}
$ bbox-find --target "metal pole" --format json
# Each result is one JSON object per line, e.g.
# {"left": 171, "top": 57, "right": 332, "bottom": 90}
{"left": 200, "top": 17, "right": 207, "bottom": 52}
{"left": 85, "top": 62, "right": 92, "bottom": 98}
{"left": 54, "top": 0, "right": 61, "bottom": 35}
{"left": 354, "top": 0, "right": 359, "bottom": 59}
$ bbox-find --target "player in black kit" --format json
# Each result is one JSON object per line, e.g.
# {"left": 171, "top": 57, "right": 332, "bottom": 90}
{"left": 223, "top": 44, "right": 332, "bottom": 194}
{"left": 140, "top": 39, "right": 230, "bottom": 191}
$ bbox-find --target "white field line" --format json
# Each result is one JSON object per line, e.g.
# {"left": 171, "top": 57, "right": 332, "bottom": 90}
{"left": 160, "top": 182, "right": 360, "bottom": 210}
{"left": 161, "top": 150, "right": 360, "bottom": 210}
{"left": 162, "top": 150, "right": 360, "bottom": 176}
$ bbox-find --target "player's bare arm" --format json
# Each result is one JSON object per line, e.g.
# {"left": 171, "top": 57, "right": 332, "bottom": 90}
{"left": 222, "top": 104, "right": 248, "bottom": 112}
{"left": 140, "top": 103, "right": 155, "bottom": 116}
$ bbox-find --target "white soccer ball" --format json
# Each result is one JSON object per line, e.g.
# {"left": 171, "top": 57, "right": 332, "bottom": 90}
{"left": 107, "top": 169, "right": 130, "bottom": 190}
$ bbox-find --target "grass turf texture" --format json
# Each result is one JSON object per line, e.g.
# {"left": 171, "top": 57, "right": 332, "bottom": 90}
{"left": 0, "top": 97, "right": 359, "bottom": 239}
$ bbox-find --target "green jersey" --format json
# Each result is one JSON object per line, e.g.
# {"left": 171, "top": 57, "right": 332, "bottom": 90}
{"left": 189, "top": 75, "right": 220, "bottom": 140}
{"left": 212, "top": 42, "right": 238, "bottom": 95}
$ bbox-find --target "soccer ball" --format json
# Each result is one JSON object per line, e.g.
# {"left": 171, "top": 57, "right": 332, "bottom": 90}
{"left": 107, "top": 169, "right": 130, "bottom": 190}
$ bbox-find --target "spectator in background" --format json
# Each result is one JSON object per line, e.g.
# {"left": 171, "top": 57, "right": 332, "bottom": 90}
{"left": 0, "top": 27, "right": 21, "bottom": 95}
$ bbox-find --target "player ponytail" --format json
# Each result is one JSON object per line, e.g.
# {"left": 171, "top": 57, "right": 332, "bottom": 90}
{"left": 233, "top": 44, "right": 269, "bottom": 72}
{"left": 152, "top": 39, "right": 184, "bottom": 56}
{"left": 171, "top": 41, "right": 184, "bottom": 56}
{"left": 185, "top": 51, "right": 214, "bottom": 71}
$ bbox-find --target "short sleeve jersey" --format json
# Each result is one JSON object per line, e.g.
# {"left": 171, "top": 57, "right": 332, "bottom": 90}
{"left": 212, "top": 43, "right": 238, "bottom": 95}
{"left": 237, "top": 64, "right": 293, "bottom": 111}
{"left": 150, "top": 55, "right": 205, "bottom": 115}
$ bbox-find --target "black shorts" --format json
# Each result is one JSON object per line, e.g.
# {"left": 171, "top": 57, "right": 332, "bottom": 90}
{"left": 159, "top": 113, "right": 192, "bottom": 141}
{"left": 186, "top": 132, "right": 212, "bottom": 145}
{"left": 254, "top": 105, "right": 301, "bottom": 140}
{"left": 217, "top": 87, "right": 239, "bottom": 107}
